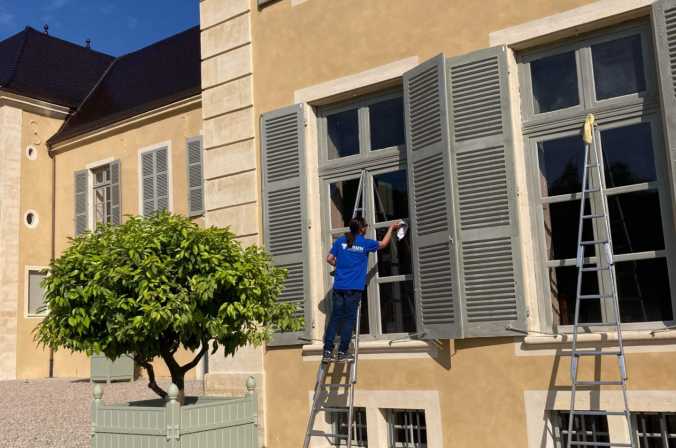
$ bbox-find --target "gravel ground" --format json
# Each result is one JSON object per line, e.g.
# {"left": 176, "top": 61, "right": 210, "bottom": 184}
{"left": 0, "top": 378, "right": 203, "bottom": 448}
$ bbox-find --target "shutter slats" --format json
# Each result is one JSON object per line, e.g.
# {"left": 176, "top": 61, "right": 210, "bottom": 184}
{"left": 187, "top": 137, "right": 204, "bottom": 217}
{"left": 404, "top": 54, "right": 461, "bottom": 340}
{"left": 652, "top": 1, "right": 676, "bottom": 227}
{"left": 262, "top": 104, "right": 308, "bottom": 345}
{"left": 74, "top": 170, "right": 88, "bottom": 235}
{"left": 448, "top": 46, "right": 524, "bottom": 337}
{"left": 110, "top": 161, "right": 121, "bottom": 225}
{"left": 141, "top": 147, "right": 170, "bottom": 216}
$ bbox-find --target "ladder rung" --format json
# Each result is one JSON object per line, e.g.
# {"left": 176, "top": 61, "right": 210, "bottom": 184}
{"left": 568, "top": 442, "right": 632, "bottom": 447}
{"left": 586, "top": 163, "right": 600, "bottom": 168}
{"left": 578, "top": 294, "right": 614, "bottom": 300}
{"left": 571, "top": 410, "right": 627, "bottom": 416}
{"left": 575, "top": 380, "right": 625, "bottom": 386}
{"left": 562, "top": 350, "right": 622, "bottom": 357}
{"left": 574, "top": 321, "right": 619, "bottom": 326}
{"left": 584, "top": 188, "right": 601, "bottom": 193}
{"left": 581, "top": 266, "right": 610, "bottom": 272}
{"left": 580, "top": 240, "right": 609, "bottom": 245}
{"left": 319, "top": 406, "right": 349, "bottom": 413}
{"left": 309, "top": 430, "right": 347, "bottom": 438}
{"left": 324, "top": 383, "right": 352, "bottom": 388}
{"left": 582, "top": 214, "right": 605, "bottom": 219}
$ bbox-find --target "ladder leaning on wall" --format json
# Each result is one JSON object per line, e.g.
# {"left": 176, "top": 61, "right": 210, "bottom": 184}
{"left": 564, "top": 114, "right": 635, "bottom": 448}
{"left": 303, "top": 170, "right": 366, "bottom": 448}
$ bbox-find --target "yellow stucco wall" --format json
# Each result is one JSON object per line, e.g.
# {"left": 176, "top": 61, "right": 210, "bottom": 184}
{"left": 16, "top": 102, "right": 203, "bottom": 379}
{"left": 246, "top": 1, "right": 674, "bottom": 447}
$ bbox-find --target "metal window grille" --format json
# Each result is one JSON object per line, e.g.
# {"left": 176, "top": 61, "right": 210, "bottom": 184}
{"left": 634, "top": 412, "right": 676, "bottom": 447}
{"left": 387, "top": 409, "right": 427, "bottom": 448}
{"left": 92, "top": 164, "right": 112, "bottom": 227}
{"left": 328, "top": 407, "right": 367, "bottom": 447}
{"left": 552, "top": 411, "right": 610, "bottom": 447}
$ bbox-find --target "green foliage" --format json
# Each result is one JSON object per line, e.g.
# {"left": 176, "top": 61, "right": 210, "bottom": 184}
{"left": 35, "top": 212, "right": 302, "bottom": 371}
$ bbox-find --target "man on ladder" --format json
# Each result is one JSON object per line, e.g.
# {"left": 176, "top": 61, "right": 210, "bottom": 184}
{"left": 304, "top": 170, "right": 402, "bottom": 448}
{"left": 322, "top": 216, "right": 400, "bottom": 363}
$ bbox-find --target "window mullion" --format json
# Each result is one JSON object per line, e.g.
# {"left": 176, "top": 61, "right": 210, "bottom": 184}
{"left": 359, "top": 105, "right": 370, "bottom": 155}
{"left": 364, "top": 172, "right": 380, "bottom": 338}
{"left": 578, "top": 45, "right": 595, "bottom": 110}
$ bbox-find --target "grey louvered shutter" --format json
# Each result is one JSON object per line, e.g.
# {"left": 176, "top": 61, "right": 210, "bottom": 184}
{"left": 74, "top": 169, "right": 88, "bottom": 235}
{"left": 447, "top": 46, "right": 525, "bottom": 337}
{"left": 652, "top": 0, "right": 676, "bottom": 225}
{"left": 187, "top": 137, "right": 204, "bottom": 217}
{"left": 403, "top": 54, "right": 461, "bottom": 340}
{"left": 110, "top": 160, "right": 121, "bottom": 225}
{"left": 141, "top": 147, "right": 170, "bottom": 215}
{"left": 261, "top": 104, "right": 309, "bottom": 346}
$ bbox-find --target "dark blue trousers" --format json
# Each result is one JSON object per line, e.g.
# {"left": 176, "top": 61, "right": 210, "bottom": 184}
{"left": 323, "top": 289, "right": 361, "bottom": 354}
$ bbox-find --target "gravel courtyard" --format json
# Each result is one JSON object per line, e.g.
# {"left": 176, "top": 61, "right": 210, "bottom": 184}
{"left": 0, "top": 378, "right": 203, "bottom": 448}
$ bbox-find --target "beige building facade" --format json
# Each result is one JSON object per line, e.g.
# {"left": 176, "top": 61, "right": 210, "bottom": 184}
{"left": 199, "top": 0, "right": 676, "bottom": 446}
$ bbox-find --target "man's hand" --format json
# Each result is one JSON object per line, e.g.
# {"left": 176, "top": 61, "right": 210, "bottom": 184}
{"left": 378, "top": 220, "right": 401, "bottom": 249}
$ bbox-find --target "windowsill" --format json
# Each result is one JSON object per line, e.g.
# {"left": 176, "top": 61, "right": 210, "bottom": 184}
{"left": 523, "top": 328, "right": 676, "bottom": 346}
{"left": 302, "top": 339, "right": 444, "bottom": 361}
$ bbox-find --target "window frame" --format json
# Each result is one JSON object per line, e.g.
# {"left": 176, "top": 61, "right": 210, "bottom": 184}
{"left": 318, "top": 88, "right": 415, "bottom": 341}
{"left": 25, "top": 266, "right": 48, "bottom": 318}
{"left": 386, "top": 409, "right": 427, "bottom": 448}
{"left": 518, "top": 21, "right": 676, "bottom": 332}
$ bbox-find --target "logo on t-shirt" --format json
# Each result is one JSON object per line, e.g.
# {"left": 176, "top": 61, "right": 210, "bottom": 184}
{"left": 341, "top": 243, "right": 365, "bottom": 253}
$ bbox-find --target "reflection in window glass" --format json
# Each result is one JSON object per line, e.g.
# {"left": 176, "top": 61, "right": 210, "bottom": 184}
{"left": 380, "top": 281, "right": 416, "bottom": 334}
{"left": 550, "top": 266, "right": 602, "bottom": 325}
{"left": 616, "top": 258, "right": 673, "bottom": 323}
{"left": 543, "top": 200, "right": 594, "bottom": 260}
{"left": 373, "top": 170, "right": 409, "bottom": 222}
{"left": 377, "top": 227, "right": 412, "bottom": 276}
{"left": 330, "top": 178, "right": 361, "bottom": 228}
{"left": 601, "top": 123, "right": 657, "bottom": 188}
{"left": 370, "top": 97, "right": 405, "bottom": 151}
{"left": 531, "top": 51, "right": 579, "bottom": 113}
{"left": 608, "top": 191, "right": 664, "bottom": 255}
{"left": 592, "top": 34, "right": 646, "bottom": 100}
{"left": 327, "top": 108, "right": 359, "bottom": 159}
{"left": 538, "top": 136, "right": 586, "bottom": 196}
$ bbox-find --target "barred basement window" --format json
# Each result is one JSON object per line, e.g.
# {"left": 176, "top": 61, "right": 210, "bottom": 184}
{"left": 387, "top": 409, "right": 427, "bottom": 448}
{"left": 551, "top": 411, "right": 609, "bottom": 448}
{"left": 634, "top": 412, "right": 676, "bottom": 447}
{"left": 327, "top": 407, "right": 367, "bottom": 447}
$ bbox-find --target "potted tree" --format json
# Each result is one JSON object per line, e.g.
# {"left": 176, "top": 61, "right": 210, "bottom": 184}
{"left": 35, "top": 212, "right": 301, "bottom": 446}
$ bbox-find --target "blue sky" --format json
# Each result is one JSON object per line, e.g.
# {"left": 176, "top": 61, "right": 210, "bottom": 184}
{"left": 0, "top": 1, "right": 199, "bottom": 56}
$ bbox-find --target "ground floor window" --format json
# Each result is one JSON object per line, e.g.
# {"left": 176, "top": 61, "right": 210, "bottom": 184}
{"left": 328, "top": 407, "right": 367, "bottom": 447}
{"left": 387, "top": 409, "right": 427, "bottom": 448}
{"left": 552, "top": 411, "right": 610, "bottom": 447}
{"left": 634, "top": 412, "right": 676, "bottom": 447}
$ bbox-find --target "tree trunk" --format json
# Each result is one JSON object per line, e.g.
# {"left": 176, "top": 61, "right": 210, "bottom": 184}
{"left": 169, "top": 367, "right": 186, "bottom": 404}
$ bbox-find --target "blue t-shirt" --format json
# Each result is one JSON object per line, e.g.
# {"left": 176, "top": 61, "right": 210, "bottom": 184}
{"left": 330, "top": 235, "right": 379, "bottom": 291}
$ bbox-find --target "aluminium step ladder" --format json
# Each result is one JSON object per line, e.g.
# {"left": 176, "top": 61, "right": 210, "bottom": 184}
{"left": 303, "top": 170, "right": 366, "bottom": 448}
{"left": 564, "top": 114, "right": 635, "bottom": 448}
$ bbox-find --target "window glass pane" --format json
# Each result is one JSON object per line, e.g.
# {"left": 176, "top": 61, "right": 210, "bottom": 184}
{"left": 330, "top": 178, "right": 361, "bottom": 228}
{"left": 530, "top": 51, "right": 579, "bottom": 113}
{"left": 543, "top": 200, "right": 594, "bottom": 260}
{"left": 550, "top": 266, "right": 601, "bottom": 325}
{"left": 327, "top": 108, "right": 359, "bottom": 159}
{"left": 373, "top": 170, "right": 409, "bottom": 222}
{"left": 608, "top": 191, "right": 665, "bottom": 255}
{"left": 28, "top": 271, "right": 46, "bottom": 315}
{"left": 592, "top": 34, "right": 646, "bottom": 100}
{"left": 369, "top": 97, "right": 405, "bottom": 151}
{"left": 379, "top": 281, "right": 416, "bottom": 334}
{"left": 95, "top": 188, "right": 106, "bottom": 225}
{"left": 617, "top": 258, "right": 673, "bottom": 323}
{"left": 376, "top": 227, "right": 412, "bottom": 276}
{"left": 601, "top": 123, "right": 657, "bottom": 188}
{"left": 538, "top": 136, "right": 585, "bottom": 196}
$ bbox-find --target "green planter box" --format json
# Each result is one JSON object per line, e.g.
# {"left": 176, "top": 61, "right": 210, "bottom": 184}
{"left": 90, "top": 354, "right": 134, "bottom": 383}
{"left": 91, "top": 378, "right": 258, "bottom": 448}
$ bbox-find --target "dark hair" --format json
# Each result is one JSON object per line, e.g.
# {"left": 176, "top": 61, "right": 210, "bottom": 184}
{"left": 346, "top": 217, "right": 367, "bottom": 248}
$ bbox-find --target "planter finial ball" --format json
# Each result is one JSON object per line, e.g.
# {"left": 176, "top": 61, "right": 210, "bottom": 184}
{"left": 168, "top": 383, "right": 179, "bottom": 400}
{"left": 246, "top": 376, "right": 256, "bottom": 392}
{"left": 93, "top": 384, "right": 103, "bottom": 400}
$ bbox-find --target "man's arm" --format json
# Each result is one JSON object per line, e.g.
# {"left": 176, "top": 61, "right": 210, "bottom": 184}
{"left": 378, "top": 222, "right": 401, "bottom": 249}
{"left": 326, "top": 253, "right": 336, "bottom": 266}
